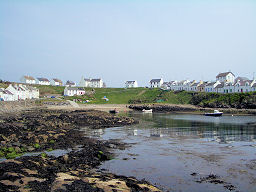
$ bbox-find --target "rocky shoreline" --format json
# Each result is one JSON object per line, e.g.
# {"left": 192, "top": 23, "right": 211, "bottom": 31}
{"left": 129, "top": 104, "right": 256, "bottom": 115}
{"left": 0, "top": 109, "right": 161, "bottom": 192}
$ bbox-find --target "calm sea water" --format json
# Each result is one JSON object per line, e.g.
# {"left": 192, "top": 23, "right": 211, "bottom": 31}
{"left": 83, "top": 112, "right": 256, "bottom": 192}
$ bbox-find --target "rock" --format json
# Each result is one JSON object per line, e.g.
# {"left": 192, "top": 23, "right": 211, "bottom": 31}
{"left": 13, "top": 142, "right": 21, "bottom": 147}
{"left": 15, "top": 147, "right": 21, "bottom": 153}
{"left": 27, "top": 146, "right": 35, "bottom": 152}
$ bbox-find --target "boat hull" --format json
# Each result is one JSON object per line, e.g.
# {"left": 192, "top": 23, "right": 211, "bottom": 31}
{"left": 204, "top": 113, "right": 223, "bottom": 117}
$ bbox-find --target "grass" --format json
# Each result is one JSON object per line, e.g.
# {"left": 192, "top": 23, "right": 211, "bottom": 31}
{"left": 34, "top": 85, "right": 65, "bottom": 96}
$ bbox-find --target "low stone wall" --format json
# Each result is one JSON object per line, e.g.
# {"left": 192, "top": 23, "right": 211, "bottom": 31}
{"left": 0, "top": 100, "right": 37, "bottom": 113}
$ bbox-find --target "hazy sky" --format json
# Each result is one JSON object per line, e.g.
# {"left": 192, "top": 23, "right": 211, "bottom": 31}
{"left": 1, "top": 0, "right": 255, "bottom": 87}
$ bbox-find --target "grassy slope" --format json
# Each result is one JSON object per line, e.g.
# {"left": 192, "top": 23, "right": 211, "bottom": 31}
{"left": 3, "top": 83, "right": 254, "bottom": 108}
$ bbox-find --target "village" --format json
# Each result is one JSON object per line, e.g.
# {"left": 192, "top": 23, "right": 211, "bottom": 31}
{"left": 0, "top": 71, "right": 256, "bottom": 101}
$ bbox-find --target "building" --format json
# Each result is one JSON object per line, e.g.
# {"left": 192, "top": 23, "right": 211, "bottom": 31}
{"left": 64, "top": 87, "right": 86, "bottom": 96}
{"left": 90, "top": 79, "right": 104, "bottom": 88}
{"left": 65, "top": 80, "right": 76, "bottom": 87}
{"left": 20, "top": 76, "right": 36, "bottom": 84}
{"left": 216, "top": 72, "right": 235, "bottom": 83}
{"left": 150, "top": 78, "right": 163, "bottom": 88}
{"left": 79, "top": 77, "right": 104, "bottom": 88}
{"left": 125, "top": 81, "right": 138, "bottom": 88}
{"left": 51, "top": 78, "right": 63, "bottom": 86}
{"left": 205, "top": 81, "right": 220, "bottom": 92}
{"left": 36, "top": 78, "right": 50, "bottom": 85}
{"left": 0, "top": 89, "right": 14, "bottom": 101}
{"left": 3, "top": 84, "right": 39, "bottom": 101}
{"left": 79, "top": 77, "right": 91, "bottom": 87}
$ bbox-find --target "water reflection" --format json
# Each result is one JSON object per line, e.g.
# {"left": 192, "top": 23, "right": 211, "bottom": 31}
{"left": 129, "top": 112, "right": 256, "bottom": 143}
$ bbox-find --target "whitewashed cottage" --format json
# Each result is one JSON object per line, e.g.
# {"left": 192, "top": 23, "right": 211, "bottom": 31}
{"left": 90, "top": 79, "right": 104, "bottom": 88}
{"left": 0, "top": 89, "right": 14, "bottom": 101}
{"left": 125, "top": 81, "right": 138, "bottom": 88}
{"left": 205, "top": 81, "right": 220, "bottom": 93}
{"left": 51, "top": 79, "right": 63, "bottom": 86}
{"left": 36, "top": 78, "right": 50, "bottom": 85}
{"left": 79, "top": 77, "right": 91, "bottom": 87}
{"left": 216, "top": 72, "right": 235, "bottom": 83}
{"left": 150, "top": 78, "right": 163, "bottom": 88}
{"left": 20, "top": 76, "right": 36, "bottom": 84}
{"left": 64, "top": 87, "right": 86, "bottom": 96}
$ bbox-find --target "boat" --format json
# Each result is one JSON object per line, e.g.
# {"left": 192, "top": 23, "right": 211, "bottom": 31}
{"left": 204, "top": 110, "right": 223, "bottom": 117}
{"left": 142, "top": 109, "right": 153, "bottom": 113}
{"left": 109, "top": 109, "right": 119, "bottom": 114}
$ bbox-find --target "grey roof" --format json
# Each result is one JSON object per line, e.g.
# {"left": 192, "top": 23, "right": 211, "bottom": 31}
{"left": 91, "top": 79, "right": 101, "bottom": 82}
{"left": 235, "top": 77, "right": 249, "bottom": 81}
{"left": 66, "top": 80, "right": 75, "bottom": 85}
{"left": 150, "top": 79, "right": 162, "bottom": 83}
{"left": 37, "top": 77, "right": 49, "bottom": 82}
{"left": 4, "top": 90, "right": 13, "bottom": 95}
{"left": 24, "top": 76, "right": 35, "bottom": 80}
{"left": 216, "top": 72, "right": 235, "bottom": 78}
{"left": 215, "top": 82, "right": 224, "bottom": 88}
{"left": 206, "top": 82, "right": 216, "bottom": 86}
{"left": 252, "top": 83, "right": 256, "bottom": 87}
{"left": 52, "top": 78, "right": 62, "bottom": 83}
{"left": 126, "top": 81, "right": 136, "bottom": 83}
{"left": 66, "top": 87, "right": 85, "bottom": 91}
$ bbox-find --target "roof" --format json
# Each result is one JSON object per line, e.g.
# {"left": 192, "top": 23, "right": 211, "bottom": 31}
{"left": 24, "top": 76, "right": 35, "bottom": 80}
{"left": 66, "top": 80, "right": 75, "bottom": 85}
{"left": 205, "top": 82, "right": 216, "bottom": 86}
{"left": 91, "top": 79, "right": 102, "bottom": 82}
{"left": 37, "top": 77, "right": 49, "bottom": 82}
{"left": 65, "top": 87, "right": 85, "bottom": 91}
{"left": 215, "top": 82, "right": 224, "bottom": 88}
{"left": 150, "top": 79, "right": 162, "bottom": 83}
{"left": 216, "top": 72, "right": 235, "bottom": 78}
{"left": 4, "top": 90, "right": 13, "bottom": 95}
{"left": 83, "top": 78, "right": 91, "bottom": 82}
{"left": 52, "top": 78, "right": 62, "bottom": 83}
{"left": 252, "top": 83, "right": 256, "bottom": 87}
{"left": 235, "top": 77, "right": 249, "bottom": 81}
{"left": 126, "top": 81, "right": 136, "bottom": 83}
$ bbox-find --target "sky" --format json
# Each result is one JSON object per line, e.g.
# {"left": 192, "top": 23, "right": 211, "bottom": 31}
{"left": 0, "top": 0, "right": 256, "bottom": 87}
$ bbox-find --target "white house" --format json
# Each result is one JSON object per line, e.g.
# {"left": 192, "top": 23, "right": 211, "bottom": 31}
{"left": 51, "top": 78, "right": 63, "bottom": 86}
{"left": 20, "top": 76, "right": 36, "bottom": 84}
{"left": 125, "top": 81, "right": 138, "bottom": 88}
{"left": 64, "top": 87, "right": 86, "bottom": 96}
{"left": 169, "top": 81, "right": 178, "bottom": 91}
{"left": 80, "top": 77, "right": 104, "bottom": 88}
{"left": 205, "top": 81, "right": 220, "bottom": 92}
{"left": 150, "top": 78, "right": 163, "bottom": 88}
{"left": 79, "top": 77, "right": 91, "bottom": 87}
{"left": 90, "top": 79, "right": 104, "bottom": 88}
{"left": 176, "top": 80, "right": 190, "bottom": 91}
{"left": 36, "top": 78, "right": 50, "bottom": 85}
{"left": 216, "top": 72, "right": 235, "bottom": 83}
{"left": 189, "top": 81, "right": 202, "bottom": 92}
{"left": 65, "top": 80, "right": 76, "bottom": 87}
{"left": 223, "top": 82, "right": 235, "bottom": 93}
{"left": 0, "top": 89, "right": 14, "bottom": 101}
{"left": 6, "top": 84, "right": 22, "bottom": 100}
{"left": 215, "top": 82, "right": 225, "bottom": 93}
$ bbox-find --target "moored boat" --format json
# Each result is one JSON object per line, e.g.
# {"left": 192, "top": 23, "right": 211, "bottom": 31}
{"left": 204, "top": 110, "right": 223, "bottom": 117}
{"left": 109, "top": 109, "right": 119, "bottom": 114}
{"left": 142, "top": 109, "right": 153, "bottom": 113}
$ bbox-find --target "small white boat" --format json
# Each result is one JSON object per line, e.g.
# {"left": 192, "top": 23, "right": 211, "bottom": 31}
{"left": 142, "top": 109, "right": 153, "bottom": 113}
{"left": 205, "top": 110, "right": 223, "bottom": 117}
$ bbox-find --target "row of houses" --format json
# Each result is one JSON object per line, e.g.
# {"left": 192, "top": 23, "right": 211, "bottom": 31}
{"left": 159, "top": 72, "right": 256, "bottom": 93}
{"left": 21, "top": 75, "right": 105, "bottom": 88}
{"left": 0, "top": 84, "right": 39, "bottom": 101}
